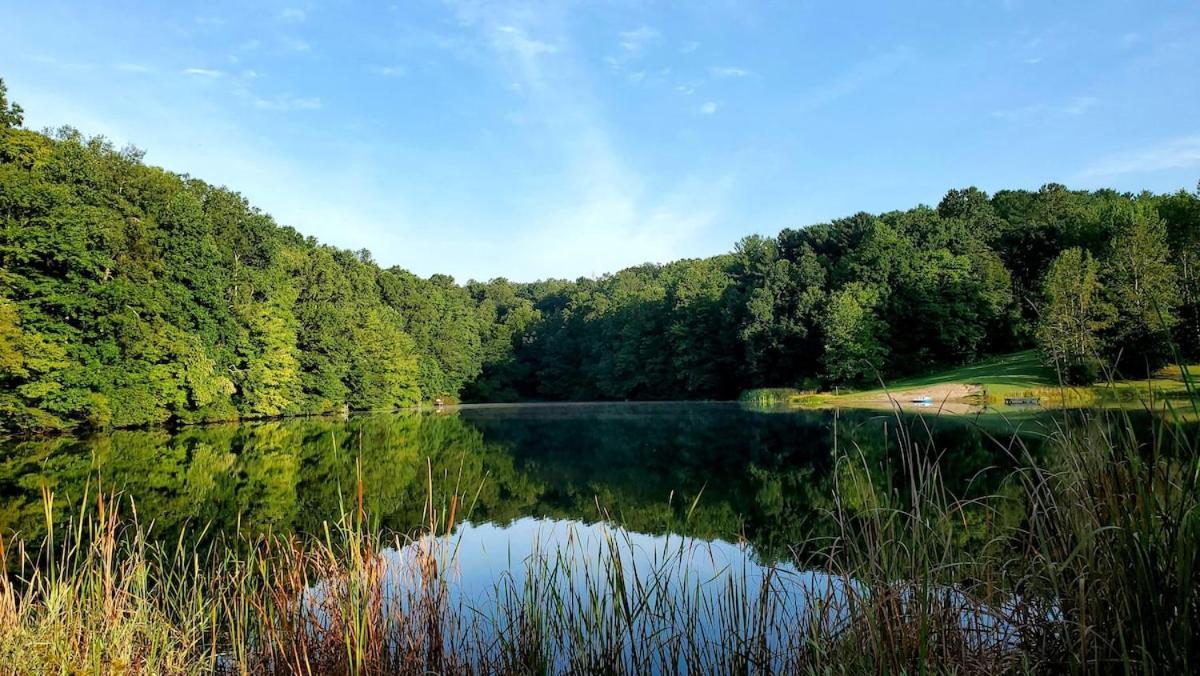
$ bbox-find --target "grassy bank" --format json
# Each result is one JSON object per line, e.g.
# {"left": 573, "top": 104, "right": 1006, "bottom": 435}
{"left": 1, "top": 407, "right": 1198, "bottom": 674}
{"left": 780, "top": 350, "right": 1197, "bottom": 414}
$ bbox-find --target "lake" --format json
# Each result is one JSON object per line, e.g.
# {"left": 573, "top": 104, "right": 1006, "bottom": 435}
{"left": 0, "top": 402, "right": 1056, "bottom": 560}
{"left": 0, "top": 403, "right": 1173, "bottom": 669}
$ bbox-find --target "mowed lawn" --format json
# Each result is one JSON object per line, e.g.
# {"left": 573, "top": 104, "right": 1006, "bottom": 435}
{"left": 871, "top": 350, "right": 1057, "bottom": 391}
{"left": 802, "top": 350, "right": 1197, "bottom": 412}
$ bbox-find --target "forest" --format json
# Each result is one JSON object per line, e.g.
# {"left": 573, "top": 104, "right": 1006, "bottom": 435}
{"left": 2, "top": 78, "right": 1199, "bottom": 434}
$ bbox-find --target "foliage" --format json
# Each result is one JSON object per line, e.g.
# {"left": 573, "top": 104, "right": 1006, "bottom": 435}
{"left": 1, "top": 78, "right": 1199, "bottom": 432}
{"left": 1036, "top": 248, "right": 1112, "bottom": 384}
{"left": 0, "top": 78, "right": 21, "bottom": 128}
{"left": 821, "top": 282, "right": 889, "bottom": 385}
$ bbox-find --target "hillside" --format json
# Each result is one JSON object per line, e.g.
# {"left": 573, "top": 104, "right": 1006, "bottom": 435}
{"left": 3, "top": 77, "right": 1200, "bottom": 434}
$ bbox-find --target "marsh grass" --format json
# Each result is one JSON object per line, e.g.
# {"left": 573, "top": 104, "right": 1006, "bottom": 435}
{"left": 0, "top": 401, "right": 1197, "bottom": 674}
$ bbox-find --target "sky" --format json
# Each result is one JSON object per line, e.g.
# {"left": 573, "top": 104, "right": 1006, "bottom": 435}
{"left": 2, "top": 1, "right": 1199, "bottom": 282}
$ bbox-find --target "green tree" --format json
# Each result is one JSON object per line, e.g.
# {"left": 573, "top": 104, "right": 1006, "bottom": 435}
{"left": 1101, "top": 207, "right": 1179, "bottom": 373}
{"left": 1036, "top": 248, "right": 1113, "bottom": 384}
{"left": 1156, "top": 186, "right": 1200, "bottom": 358}
{"left": 821, "top": 283, "right": 889, "bottom": 385}
{"left": 0, "top": 78, "right": 22, "bottom": 129}
{"left": 0, "top": 295, "right": 73, "bottom": 432}
{"left": 348, "top": 306, "right": 420, "bottom": 410}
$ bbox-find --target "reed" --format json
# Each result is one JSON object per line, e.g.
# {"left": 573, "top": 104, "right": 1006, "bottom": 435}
{"left": 0, "top": 404, "right": 1196, "bottom": 674}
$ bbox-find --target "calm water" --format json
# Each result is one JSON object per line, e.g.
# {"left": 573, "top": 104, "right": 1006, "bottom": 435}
{"left": 0, "top": 402, "right": 1058, "bottom": 562}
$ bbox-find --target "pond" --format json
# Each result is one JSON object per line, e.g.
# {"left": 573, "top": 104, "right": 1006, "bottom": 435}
{"left": 0, "top": 403, "right": 1142, "bottom": 668}
{"left": 0, "top": 402, "right": 1058, "bottom": 561}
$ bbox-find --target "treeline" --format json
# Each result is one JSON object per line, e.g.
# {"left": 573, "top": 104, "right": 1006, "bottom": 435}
{"left": 2, "top": 79, "right": 1199, "bottom": 433}
{"left": 472, "top": 182, "right": 1200, "bottom": 398}
{"left": 0, "top": 81, "right": 489, "bottom": 433}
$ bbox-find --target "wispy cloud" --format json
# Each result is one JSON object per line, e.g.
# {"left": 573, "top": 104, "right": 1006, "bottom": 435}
{"left": 439, "top": 4, "right": 727, "bottom": 279}
{"left": 251, "top": 94, "right": 321, "bottom": 111}
{"left": 794, "top": 47, "right": 911, "bottom": 111}
{"left": 992, "top": 95, "right": 1099, "bottom": 120}
{"left": 26, "top": 54, "right": 96, "bottom": 71}
{"left": 680, "top": 40, "right": 700, "bottom": 55}
{"left": 115, "top": 63, "right": 154, "bottom": 73}
{"left": 281, "top": 7, "right": 307, "bottom": 22}
{"left": 183, "top": 68, "right": 224, "bottom": 77}
{"left": 1080, "top": 135, "right": 1200, "bottom": 178}
{"left": 1062, "top": 96, "right": 1099, "bottom": 115}
{"left": 711, "top": 66, "right": 749, "bottom": 78}
{"left": 369, "top": 65, "right": 406, "bottom": 77}
{"left": 699, "top": 101, "right": 717, "bottom": 114}
{"left": 619, "top": 25, "right": 660, "bottom": 54}
{"left": 281, "top": 37, "right": 311, "bottom": 52}
{"left": 495, "top": 25, "right": 557, "bottom": 60}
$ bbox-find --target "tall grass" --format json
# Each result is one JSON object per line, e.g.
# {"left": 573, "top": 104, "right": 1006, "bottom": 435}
{"left": 0, "top": 406, "right": 1197, "bottom": 674}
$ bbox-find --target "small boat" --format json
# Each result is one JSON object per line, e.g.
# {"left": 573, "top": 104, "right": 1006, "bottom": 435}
{"left": 911, "top": 395, "right": 933, "bottom": 404}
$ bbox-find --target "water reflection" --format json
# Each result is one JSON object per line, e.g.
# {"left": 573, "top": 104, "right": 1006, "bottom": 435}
{"left": 0, "top": 403, "right": 1054, "bottom": 562}
{"left": 302, "top": 515, "right": 1025, "bottom": 672}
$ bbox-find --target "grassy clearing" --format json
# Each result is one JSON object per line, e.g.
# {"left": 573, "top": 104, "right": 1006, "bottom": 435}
{"left": 787, "top": 350, "right": 1197, "bottom": 413}
{"left": 1, "top": 403, "right": 1198, "bottom": 674}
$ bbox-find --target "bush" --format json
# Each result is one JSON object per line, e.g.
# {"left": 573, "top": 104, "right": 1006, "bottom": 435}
{"left": 1062, "top": 356, "right": 1102, "bottom": 385}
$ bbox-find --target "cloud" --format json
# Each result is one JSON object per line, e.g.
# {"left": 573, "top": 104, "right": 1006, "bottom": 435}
{"left": 1120, "top": 32, "right": 1142, "bottom": 49}
{"left": 794, "top": 47, "right": 911, "bottom": 111}
{"left": 26, "top": 54, "right": 96, "bottom": 71}
{"left": 680, "top": 40, "right": 700, "bottom": 54}
{"left": 699, "top": 101, "right": 717, "bottom": 114}
{"left": 495, "top": 25, "right": 557, "bottom": 60}
{"left": 369, "top": 65, "right": 407, "bottom": 77}
{"left": 251, "top": 95, "right": 322, "bottom": 111}
{"left": 183, "top": 68, "right": 224, "bottom": 77}
{"left": 1080, "top": 135, "right": 1200, "bottom": 178}
{"left": 1062, "top": 96, "right": 1099, "bottom": 115}
{"left": 619, "top": 25, "right": 660, "bottom": 54}
{"left": 281, "top": 8, "right": 307, "bottom": 22}
{"left": 990, "top": 104, "right": 1044, "bottom": 120}
{"left": 281, "top": 37, "right": 311, "bottom": 52}
{"left": 438, "top": 3, "right": 728, "bottom": 279}
{"left": 115, "top": 63, "right": 154, "bottom": 73}
{"left": 711, "top": 66, "right": 749, "bottom": 78}
{"left": 992, "top": 96, "right": 1099, "bottom": 120}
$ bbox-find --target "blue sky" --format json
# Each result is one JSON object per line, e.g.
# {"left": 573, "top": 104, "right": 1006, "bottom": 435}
{"left": 2, "top": 1, "right": 1198, "bottom": 282}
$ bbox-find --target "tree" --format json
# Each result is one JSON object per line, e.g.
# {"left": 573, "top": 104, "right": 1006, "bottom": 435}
{"left": 1101, "top": 207, "right": 1179, "bottom": 373}
{"left": 236, "top": 300, "right": 303, "bottom": 417}
{"left": 1035, "top": 248, "right": 1113, "bottom": 384}
{"left": 378, "top": 269, "right": 484, "bottom": 401}
{"left": 734, "top": 236, "right": 826, "bottom": 386}
{"left": 0, "top": 78, "right": 23, "bottom": 128}
{"left": 821, "top": 283, "right": 889, "bottom": 385}
{"left": 0, "top": 295, "right": 73, "bottom": 432}
{"left": 1156, "top": 187, "right": 1200, "bottom": 359}
{"left": 347, "top": 307, "right": 420, "bottom": 410}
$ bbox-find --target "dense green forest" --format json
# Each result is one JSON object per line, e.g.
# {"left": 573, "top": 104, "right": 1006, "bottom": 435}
{"left": 2, "top": 78, "right": 1198, "bottom": 434}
